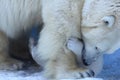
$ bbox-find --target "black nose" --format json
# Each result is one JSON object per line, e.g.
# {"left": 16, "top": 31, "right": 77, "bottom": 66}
{"left": 82, "top": 58, "right": 91, "bottom": 66}
{"left": 82, "top": 49, "right": 91, "bottom": 66}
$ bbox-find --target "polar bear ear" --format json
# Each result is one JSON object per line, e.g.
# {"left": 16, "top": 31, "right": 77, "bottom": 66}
{"left": 102, "top": 15, "right": 115, "bottom": 28}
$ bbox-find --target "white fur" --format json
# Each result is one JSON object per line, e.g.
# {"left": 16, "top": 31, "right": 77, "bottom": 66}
{"left": 81, "top": 0, "right": 120, "bottom": 76}
{"left": 0, "top": 0, "right": 42, "bottom": 38}
{"left": 0, "top": 0, "right": 94, "bottom": 79}
{"left": 0, "top": 0, "right": 104, "bottom": 79}
{"left": 82, "top": 0, "right": 120, "bottom": 54}
{"left": 34, "top": 0, "right": 83, "bottom": 67}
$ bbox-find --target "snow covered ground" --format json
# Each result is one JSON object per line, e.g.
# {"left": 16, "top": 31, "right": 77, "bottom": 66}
{"left": 0, "top": 71, "right": 102, "bottom": 80}
{"left": 0, "top": 49, "right": 120, "bottom": 80}
{"left": 0, "top": 70, "right": 102, "bottom": 80}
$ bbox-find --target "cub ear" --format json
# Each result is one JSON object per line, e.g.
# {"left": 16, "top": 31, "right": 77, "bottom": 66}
{"left": 102, "top": 15, "right": 115, "bottom": 28}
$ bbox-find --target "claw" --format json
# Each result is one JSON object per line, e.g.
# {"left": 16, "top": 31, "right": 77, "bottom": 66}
{"left": 87, "top": 70, "right": 94, "bottom": 77}
{"left": 90, "top": 70, "right": 95, "bottom": 77}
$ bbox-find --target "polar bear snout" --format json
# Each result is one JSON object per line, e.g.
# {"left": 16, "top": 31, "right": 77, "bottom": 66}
{"left": 82, "top": 44, "right": 101, "bottom": 66}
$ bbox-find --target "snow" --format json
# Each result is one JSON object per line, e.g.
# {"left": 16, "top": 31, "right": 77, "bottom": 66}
{"left": 0, "top": 70, "right": 102, "bottom": 80}
{"left": 0, "top": 49, "right": 120, "bottom": 80}
{"left": 0, "top": 70, "right": 47, "bottom": 80}
{"left": 62, "top": 78, "right": 103, "bottom": 80}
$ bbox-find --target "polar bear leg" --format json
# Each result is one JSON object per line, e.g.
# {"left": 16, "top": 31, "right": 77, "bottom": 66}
{"left": 31, "top": 28, "right": 94, "bottom": 79}
{"left": 30, "top": 0, "right": 93, "bottom": 79}
{"left": 0, "top": 31, "right": 24, "bottom": 70}
{"left": 43, "top": 51, "right": 94, "bottom": 79}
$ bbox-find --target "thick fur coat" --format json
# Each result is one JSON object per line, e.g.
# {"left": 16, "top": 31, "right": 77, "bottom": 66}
{"left": 0, "top": 0, "right": 102, "bottom": 79}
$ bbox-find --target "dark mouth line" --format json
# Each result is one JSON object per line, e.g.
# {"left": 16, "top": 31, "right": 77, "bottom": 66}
{"left": 81, "top": 39, "right": 88, "bottom": 66}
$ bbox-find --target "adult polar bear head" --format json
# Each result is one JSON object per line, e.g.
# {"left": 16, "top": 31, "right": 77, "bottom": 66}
{"left": 81, "top": 0, "right": 120, "bottom": 64}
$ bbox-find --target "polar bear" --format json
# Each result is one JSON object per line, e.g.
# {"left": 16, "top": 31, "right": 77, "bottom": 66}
{"left": 0, "top": 0, "right": 95, "bottom": 79}
{"left": 0, "top": 0, "right": 42, "bottom": 70}
{"left": 81, "top": 0, "right": 120, "bottom": 65}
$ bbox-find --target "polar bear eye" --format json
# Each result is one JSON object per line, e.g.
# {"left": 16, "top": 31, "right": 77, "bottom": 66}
{"left": 102, "top": 15, "right": 115, "bottom": 28}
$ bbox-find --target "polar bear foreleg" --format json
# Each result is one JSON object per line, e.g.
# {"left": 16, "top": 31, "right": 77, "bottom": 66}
{"left": 31, "top": 28, "right": 94, "bottom": 79}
